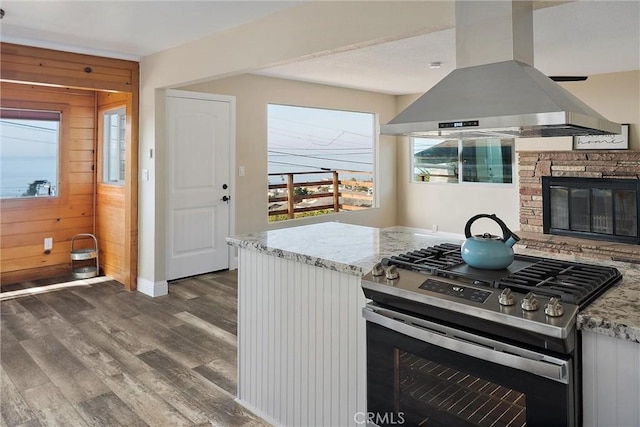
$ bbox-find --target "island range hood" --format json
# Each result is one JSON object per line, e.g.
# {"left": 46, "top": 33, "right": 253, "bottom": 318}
{"left": 381, "top": 1, "right": 621, "bottom": 139}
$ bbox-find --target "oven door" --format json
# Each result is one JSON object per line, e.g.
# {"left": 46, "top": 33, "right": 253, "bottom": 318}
{"left": 364, "top": 304, "right": 575, "bottom": 427}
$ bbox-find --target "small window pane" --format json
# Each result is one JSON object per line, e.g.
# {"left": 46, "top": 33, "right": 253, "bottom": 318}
{"left": 0, "top": 108, "right": 60, "bottom": 199}
{"left": 570, "top": 188, "right": 591, "bottom": 232}
{"left": 103, "top": 107, "right": 126, "bottom": 185}
{"left": 592, "top": 189, "right": 613, "bottom": 234}
{"left": 412, "top": 138, "right": 459, "bottom": 183}
{"left": 550, "top": 187, "right": 569, "bottom": 229}
{"left": 614, "top": 190, "right": 638, "bottom": 237}
{"left": 461, "top": 139, "right": 513, "bottom": 183}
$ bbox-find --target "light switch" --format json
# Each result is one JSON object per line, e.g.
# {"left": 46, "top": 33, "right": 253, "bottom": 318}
{"left": 239, "top": 166, "right": 246, "bottom": 177}
{"left": 143, "top": 169, "right": 150, "bottom": 181}
{"left": 44, "top": 237, "right": 53, "bottom": 250}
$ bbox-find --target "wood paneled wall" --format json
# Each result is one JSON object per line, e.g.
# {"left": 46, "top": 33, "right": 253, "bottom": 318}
{"left": 96, "top": 92, "right": 127, "bottom": 285}
{"left": 0, "top": 43, "right": 139, "bottom": 289}
{"left": 1, "top": 82, "right": 97, "bottom": 282}
{"left": 1, "top": 43, "right": 137, "bottom": 93}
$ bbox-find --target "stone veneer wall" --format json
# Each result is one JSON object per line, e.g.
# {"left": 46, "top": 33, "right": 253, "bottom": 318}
{"left": 517, "top": 150, "right": 640, "bottom": 262}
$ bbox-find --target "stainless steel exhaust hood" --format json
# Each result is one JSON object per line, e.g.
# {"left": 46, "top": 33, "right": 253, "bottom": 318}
{"left": 381, "top": 1, "right": 621, "bottom": 139}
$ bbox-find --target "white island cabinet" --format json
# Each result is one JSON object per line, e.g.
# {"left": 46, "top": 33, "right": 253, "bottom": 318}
{"left": 226, "top": 223, "right": 462, "bottom": 427}
{"left": 576, "top": 258, "right": 640, "bottom": 427}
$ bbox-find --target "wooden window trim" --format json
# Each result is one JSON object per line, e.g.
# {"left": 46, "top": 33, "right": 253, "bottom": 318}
{"left": 97, "top": 101, "right": 127, "bottom": 187}
{"left": 1, "top": 100, "right": 71, "bottom": 210}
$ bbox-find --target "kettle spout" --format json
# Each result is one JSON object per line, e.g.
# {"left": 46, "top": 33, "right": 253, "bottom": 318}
{"left": 505, "top": 233, "right": 521, "bottom": 248}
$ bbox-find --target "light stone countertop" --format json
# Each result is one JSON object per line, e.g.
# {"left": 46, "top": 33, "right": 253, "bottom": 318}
{"left": 226, "top": 222, "right": 463, "bottom": 276}
{"left": 227, "top": 222, "right": 640, "bottom": 344}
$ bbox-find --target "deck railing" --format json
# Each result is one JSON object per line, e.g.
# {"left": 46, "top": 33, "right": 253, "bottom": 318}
{"left": 268, "top": 170, "right": 373, "bottom": 220}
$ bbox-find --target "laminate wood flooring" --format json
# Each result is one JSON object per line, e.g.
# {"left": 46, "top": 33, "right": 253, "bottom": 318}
{"left": 0, "top": 270, "right": 270, "bottom": 427}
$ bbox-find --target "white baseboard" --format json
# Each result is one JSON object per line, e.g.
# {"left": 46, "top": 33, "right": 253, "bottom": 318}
{"left": 137, "top": 277, "right": 168, "bottom": 297}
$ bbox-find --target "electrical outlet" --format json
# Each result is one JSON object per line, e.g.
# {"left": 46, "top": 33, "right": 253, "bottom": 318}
{"left": 44, "top": 237, "right": 53, "bottom": 250}
{"left": 432, "top": 224, "right": 439, "bottom": 233}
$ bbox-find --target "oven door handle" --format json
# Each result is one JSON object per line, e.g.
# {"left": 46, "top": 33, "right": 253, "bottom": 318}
{"left": 363, "top": 306, "right": 570, "bottom": 384}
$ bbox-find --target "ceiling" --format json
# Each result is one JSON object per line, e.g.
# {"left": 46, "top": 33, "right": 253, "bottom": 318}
{"left": 0, "top": 0, "right": 638, "bottom": 95}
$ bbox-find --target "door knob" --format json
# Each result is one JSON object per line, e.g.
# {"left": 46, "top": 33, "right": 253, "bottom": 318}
{"left": 221, "top": 195, "right": 230, "bottom": 202}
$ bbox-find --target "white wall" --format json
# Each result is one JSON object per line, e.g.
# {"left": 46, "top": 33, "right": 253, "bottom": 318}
{"left": 138, "top": 1, "right": 454, "bottom": 284}
{"left": 181, "top": 74, "right": 398, "bottom": 235}
{"left": 396, "top": 70, "right": 640, "bottom": 236}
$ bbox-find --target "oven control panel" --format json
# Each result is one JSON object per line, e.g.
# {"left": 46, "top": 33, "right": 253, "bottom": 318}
{"left": 419, "top": 278, "right": 492, "bottom": 303}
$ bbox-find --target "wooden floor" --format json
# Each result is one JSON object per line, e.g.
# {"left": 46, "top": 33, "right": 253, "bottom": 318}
{"left": 1, "top": 270, "right": 270, "bottom": 427}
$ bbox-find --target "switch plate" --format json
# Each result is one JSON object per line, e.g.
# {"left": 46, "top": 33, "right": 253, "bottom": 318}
{"left": 239, "top": 166, "right": 245, "bottom": 177}
{"left": 44, "top": 237, "right": 53, "bottom": 250}
{"left": 432, "top": 224, "right": 439, "bottom": 233}
{"left": 143, "top": 169, "right": 150, "bottom": 181}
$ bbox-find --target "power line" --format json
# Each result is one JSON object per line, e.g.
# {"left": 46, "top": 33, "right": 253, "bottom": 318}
{"left": 268, "top": 150, "right": 372, "bottom": 165}
{"left": 0, "top": 120, "right": 59, "bottom": 132}
{"left": 269, "top": 114, "right": 374, "bottom": 138}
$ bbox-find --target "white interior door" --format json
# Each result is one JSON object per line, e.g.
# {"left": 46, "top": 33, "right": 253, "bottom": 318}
{"left": 166, "top": 92, "right": 231, "bottom": 280}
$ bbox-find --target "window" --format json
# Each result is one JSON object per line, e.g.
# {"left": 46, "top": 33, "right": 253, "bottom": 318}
{"left": 0, "top": 108, "right": 61, "bottom": 198}
{"left": 102, "top": 107, "right": 126, "bottom": 185}
{"left": 412, "top": 138, "right": 513, "bottom": 184}
{"left": 267, "top": 104, "right": 375, "bottom": 221}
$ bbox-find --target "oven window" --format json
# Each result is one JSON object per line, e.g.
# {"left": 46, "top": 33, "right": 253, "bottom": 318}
{"left": 398, "top": 350, "right": 526, "bottom": 426}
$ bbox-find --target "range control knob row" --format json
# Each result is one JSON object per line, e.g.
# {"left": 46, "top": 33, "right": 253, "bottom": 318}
{"left": 371, "top": 262, "right": 399, "bottom": 280}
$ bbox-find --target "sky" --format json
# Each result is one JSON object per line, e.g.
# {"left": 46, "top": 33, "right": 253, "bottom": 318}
{"left": 267, "top": 104, "right": 374, "bottom": 184}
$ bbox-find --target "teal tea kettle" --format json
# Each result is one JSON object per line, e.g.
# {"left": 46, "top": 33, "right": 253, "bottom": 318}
{"left": 461, "top": 214, "right": 521, "bottom": 270}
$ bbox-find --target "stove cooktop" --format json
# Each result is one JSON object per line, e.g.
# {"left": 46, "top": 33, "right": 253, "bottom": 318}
{"left": 362, "top": 243, "right": 622, "bottom": 340}
{"left": 379, "top": 243, "right": 621, "bottom": 307}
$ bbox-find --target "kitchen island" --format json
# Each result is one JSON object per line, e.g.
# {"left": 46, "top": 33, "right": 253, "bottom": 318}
{"left": 227, "top": 222, "right": 639, "bottom": 427}
{"left": 226, "top": 222, "right": 463, "bottom": 427}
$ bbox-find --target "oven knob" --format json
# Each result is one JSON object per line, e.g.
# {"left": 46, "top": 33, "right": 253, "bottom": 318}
{"left": 498, "top": 288, "right": 516, "bottom": 306}
{"left": 544, "top": 297, "right": 565, "bottom": 317}
{"left": 521, "top": 292, "right": 539, "bottom": 311}
{"left": 371, "top": 262, "right": 385, "bottom": 277}
{"left": 385, "top": 265, "right": 400, "bottom": 280}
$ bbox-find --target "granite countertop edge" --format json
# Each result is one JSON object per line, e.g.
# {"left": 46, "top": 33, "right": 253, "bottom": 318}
{"left": 576, "top": 315, "right": 639, "bottom": 343}
{"left": 226, "top": 237, "right": 366, "bottom": 276}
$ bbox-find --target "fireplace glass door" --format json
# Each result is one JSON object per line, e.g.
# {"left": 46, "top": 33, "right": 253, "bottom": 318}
{"left": 543, "top": 177, "right": 640, "bottom": 244}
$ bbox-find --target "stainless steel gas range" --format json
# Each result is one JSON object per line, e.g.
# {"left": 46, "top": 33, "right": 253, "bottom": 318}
{"left": 361, "top": 243, "right": 621, "bottom": 427}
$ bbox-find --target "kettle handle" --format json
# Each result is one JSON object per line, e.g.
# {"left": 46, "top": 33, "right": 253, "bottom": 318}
{"left": 464, "top": 213, "right": 517, "bottom": 242}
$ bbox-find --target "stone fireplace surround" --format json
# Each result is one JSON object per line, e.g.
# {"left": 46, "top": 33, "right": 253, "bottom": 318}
{"left": 517, "top": 150, "right": 640, "bottom": 263}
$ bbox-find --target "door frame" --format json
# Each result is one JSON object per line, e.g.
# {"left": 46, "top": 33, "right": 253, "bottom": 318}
{"left": 164, "top": 89, "right": 237, "bottom": 274}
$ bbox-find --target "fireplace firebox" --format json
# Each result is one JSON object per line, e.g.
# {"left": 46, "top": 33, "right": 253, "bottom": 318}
{"left": 542, "top": 177, "right": 640, "bottom": 244}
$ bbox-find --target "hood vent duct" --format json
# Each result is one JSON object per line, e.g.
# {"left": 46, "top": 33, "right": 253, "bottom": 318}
{"left": 381, "top": 1, "right": 620, "bottom": 139}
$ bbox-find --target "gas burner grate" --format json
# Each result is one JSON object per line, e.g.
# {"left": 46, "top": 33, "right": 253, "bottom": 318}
{"left": 382, "top": 243, "right": 463, "bottom": 273}
{"left": 497, "top": 259, "right": 622, "bottom": 306}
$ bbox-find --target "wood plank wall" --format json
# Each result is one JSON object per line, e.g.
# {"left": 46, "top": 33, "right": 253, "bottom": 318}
{"left": 0, "top": 43, "right": 139, "bottom": 289}
{"left": 1, "top": 82, "right": 97, "bottom": 283}
{"left": 1, "top": 43, "right": 136, "bottom": 92}
{"left": 96, "top": 92, "right": 127, "bottom": 285}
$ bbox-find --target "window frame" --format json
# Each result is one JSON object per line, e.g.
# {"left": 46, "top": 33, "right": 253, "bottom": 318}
{"left": 100, "top": 106, "right": 127, "bottom": 186}
{"left": 0, "top": 100, "right": 70, "bottom": 209}
{"left": 267, "top": 103, "right": 378, "bottom": 221}
{"left": 411, "top": 137, "right": 515, "bottom": 186}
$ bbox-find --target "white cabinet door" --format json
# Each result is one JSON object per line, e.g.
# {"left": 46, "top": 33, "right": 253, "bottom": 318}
{"left": 582, "top": 330, "right": 640, "bottom": 427}
{"left": 166, "top": 92, "right": 231, "bottom": 280}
